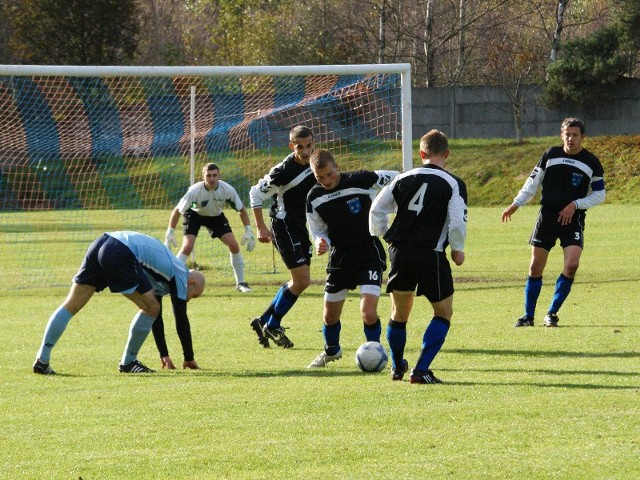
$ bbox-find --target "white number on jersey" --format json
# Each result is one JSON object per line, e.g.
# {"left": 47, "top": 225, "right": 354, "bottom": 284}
{"left": 408, "top": 183, "right": 428, "bottom": 214}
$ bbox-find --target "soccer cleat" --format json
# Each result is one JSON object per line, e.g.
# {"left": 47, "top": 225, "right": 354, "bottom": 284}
{"left": 514, "top": 315, "right": 534, "bottom": 327}
{"left": 33, "top": 359, "right": 56, "bottom": 375}
{"left": 119, "top": 360, "right": 155, "bottom": 373}
{"left": 262, "top": 324, "right": 294, "bottom": 348}
{"left": 236, "top": 282, "right": 252, "bottom": 293}
{"left": 307, "top": 348, "right": 343, "bottom": 368}
{"left": 409, "top": 369, "right": 443, "bottom": 384}
{"left": 250, "top": 318, "right": 270, "bottom": 348}
{"left": 391, "top": 359, "right": 409, "bottom": 381}
{"left": 544, "top": 313, "right": 559, "bottom": 327}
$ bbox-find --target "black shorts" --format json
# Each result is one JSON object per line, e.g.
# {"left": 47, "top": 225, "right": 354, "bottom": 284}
{"left": 530, "top": 207, "right": 586, "bottom": 251}
{"left": 73, "top": 234, "right": 152, "bottom": 294}
{"left": 325, "top": 266, "right": 384, "bottom": 294}
{"left": 325, "top": 240, "right": 386, "bottom": 293}
{"left": 271, "top": 217, "right": 312, "bottom": 270}
{"left": 183, "top": 211, "right": 232, "bottom": 239}
{"left": 386, "top": 244, "right": 454, "bottom": 303}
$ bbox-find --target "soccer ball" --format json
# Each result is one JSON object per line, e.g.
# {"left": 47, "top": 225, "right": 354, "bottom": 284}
{"left": 355, "top": 341, "right": 388, "bottom": 372}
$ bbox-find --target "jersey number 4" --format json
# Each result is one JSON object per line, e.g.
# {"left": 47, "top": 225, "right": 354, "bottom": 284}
{"left": 408, "top": 183, "right": 428, "bottom": 214}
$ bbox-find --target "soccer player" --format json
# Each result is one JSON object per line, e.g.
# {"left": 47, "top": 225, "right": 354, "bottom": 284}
{"left": 33, "top": 231, "right": 205, "bottom": 375}
{"left": 248, "top": 126, "right": 317, "bottom": 348}
{"left": 502, "top": 117, "right": 605, "bottom": 327}
{"left": 306, "top": 149, "right": 398, "bottom": 368}
{"left": 370, "top": 129, "right": 467, "bottom": 384}
{"left": 165, "top": 162, "right": 255, "bottom": 293}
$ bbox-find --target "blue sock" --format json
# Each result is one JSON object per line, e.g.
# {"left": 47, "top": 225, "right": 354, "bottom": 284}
{"left": 37, "top": 306, "right": 74, "bottom": 363}
{"left": 259, "top": 285, "right": 286, "bottom": 323}
{"left": 267, "top": 286, "right": 298, "bottom": 329}
{"left": 386, "top": 320, "right": 406, "bottom": 370}
{"left": 323, "top": 321, "right": 341, "bottom": 356}
{"left": 415, "top": 317, "right": 450, "bottom": 372}
{"left": 364, "top": 318, "right": 381, "bottom": 342}
{"left": 548, "top": 273, "right": 574, "bottom": 314}
{"left": 121, "top": 312, "right": 156, "bottom": 365}
{"left": 524, "top": 276, "right": 543, "bottom": 318}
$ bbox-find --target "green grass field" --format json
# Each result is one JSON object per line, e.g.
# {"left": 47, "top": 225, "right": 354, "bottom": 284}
{"left": 1, "top": 205, "right": 638, "bottom": 479}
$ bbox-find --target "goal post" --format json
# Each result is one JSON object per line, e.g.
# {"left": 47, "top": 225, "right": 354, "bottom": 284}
{"left": 0, "top": 64, "right": 412, "bottom": 290}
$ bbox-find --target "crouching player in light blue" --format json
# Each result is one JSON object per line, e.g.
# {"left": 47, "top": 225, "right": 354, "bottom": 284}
{"left": 33, "top": 231, "right": 205, "bottom": 375}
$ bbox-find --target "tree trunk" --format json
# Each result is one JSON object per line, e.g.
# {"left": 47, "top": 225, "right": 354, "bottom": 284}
{"left": 550, "top": 0, "right": 569, "bottom": 62}
{"left": 423, "top": 0, "right": 435, "bottom": 87}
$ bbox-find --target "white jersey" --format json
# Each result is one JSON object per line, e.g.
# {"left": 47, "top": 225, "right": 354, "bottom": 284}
{"left": 176, "top": 180, "right": 244, "bottom": 217}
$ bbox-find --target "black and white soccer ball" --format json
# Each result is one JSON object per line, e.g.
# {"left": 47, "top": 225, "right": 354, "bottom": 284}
{"left": 355, "top": 341, "right": 388, "bottom": 372}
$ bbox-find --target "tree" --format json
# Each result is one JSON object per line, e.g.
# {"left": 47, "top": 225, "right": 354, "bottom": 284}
{"left": 7, "top": 0, "right": 139, "bottom": 65}
{"left": 543, "top": 25, "right": 629, "bottom": 107}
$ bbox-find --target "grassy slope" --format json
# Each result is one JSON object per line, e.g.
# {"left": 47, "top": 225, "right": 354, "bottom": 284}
{"left": 444, "top": 134, "right": 640, "bottom": 206}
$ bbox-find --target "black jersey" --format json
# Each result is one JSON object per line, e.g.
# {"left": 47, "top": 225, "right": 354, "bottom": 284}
{"left": 307, "top": 170, "right": 394, "bottom": 249}
{"left": 249, "top": 152, "right": 317, "bottom": 228}
{"left": 515, "top": 146, "right": 605, "bottom": 213}
{"left": 370, "top": 164, "right": 467, "bottom": 252}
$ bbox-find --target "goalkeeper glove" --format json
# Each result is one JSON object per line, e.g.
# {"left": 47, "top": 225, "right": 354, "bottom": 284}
{"left": 165, "top": 227, "right": 178, "bottom": 248}
{"left": 240, "top": 225, "right": 256, "bottom": 252}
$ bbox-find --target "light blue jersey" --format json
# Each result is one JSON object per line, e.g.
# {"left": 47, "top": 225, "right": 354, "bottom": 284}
{"left": 106, "top": 231, "right": 189, "bottom": 301}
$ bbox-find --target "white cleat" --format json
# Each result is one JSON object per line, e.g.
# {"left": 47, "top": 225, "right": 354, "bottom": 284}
{"left": 307, "top": 348, "right": 343, "bottom": 368}
{"left": 236, "top": 282, "right": 252, "bottom": 293}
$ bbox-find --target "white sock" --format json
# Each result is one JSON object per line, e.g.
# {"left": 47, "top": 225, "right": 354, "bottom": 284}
{"left": 177, "top": 252, "right": 188, "bottom": 264}
{"left": 231, "top": 252, "right": 245, "bottom": 284}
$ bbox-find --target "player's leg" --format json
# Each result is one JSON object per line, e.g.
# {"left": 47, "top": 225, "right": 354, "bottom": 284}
{"left": 178, "top": 211, "right": 201, "bottom": 263}
{"left": 119, "top": 290, "right": 160, "bottom": 372}
{"left": 387, "top": 290, "right": 413, "bottom": 377}
{"left": 410, "top": 251, "right": 454, "bottom": 384}
{"left": 359, "top": 266, "right": 383, "bottom": 342}
{"left": 307, "top": 293, "right": 345, "bottom": 368}
{"left": 545, "top": 244, "right": 582, "bottom": 326}
{"left": 411, "top": 295, "right": 452, "bottom": 382}
{"left": 177, "top": 234, "right": 196, "bottom": 263}
{"left": 361, "top": 293, "right": 382, "bottom": 342}
{"left": 34, "top": 282, "right": 96, "bottom": 373}
{"left": 219, "top": 231, "right": 250, "bottom": 291}
{"left": 521, "top": 246, "right": 549, "bottom": 320}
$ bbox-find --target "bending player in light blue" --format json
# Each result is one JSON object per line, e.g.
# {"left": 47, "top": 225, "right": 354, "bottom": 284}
{"left": 33, "top": 231, "right": 205, "bottom": 375}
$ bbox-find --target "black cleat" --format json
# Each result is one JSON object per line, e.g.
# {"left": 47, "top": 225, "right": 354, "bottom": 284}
{"left": 514, "top": 315, "right": 534, "bottom": 327}
{"left": 33, "top": 359, "right": 56, "bottom": 375}
{"left": 119, "top": 360, "right": 155, "bottom": 373}
{"left": 544, "top": 313, "right": 559, "bottom": 327}
{"left": 262, "top": 324, "right": 294, "bottom": 349}
{"left": 409, "top": 369, "right": 443, "bottom": 384}
{"left": 391, "top": 359, "right": 409, "bottom": 381}
{"left": 250, "top": 318, "right": 270, "bottom": 348}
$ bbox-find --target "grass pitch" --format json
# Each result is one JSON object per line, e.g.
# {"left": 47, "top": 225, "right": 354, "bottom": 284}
{"left": 0, "top": 205, "right": 638, "bottom": 479}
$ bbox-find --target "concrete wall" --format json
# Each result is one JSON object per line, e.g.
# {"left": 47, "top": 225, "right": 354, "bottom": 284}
{"left": 412, "top": 78, "right": 640, "bottom": 139}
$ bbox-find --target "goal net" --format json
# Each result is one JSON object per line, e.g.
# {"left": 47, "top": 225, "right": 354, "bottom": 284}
{"left": 0, "top": 64, "right": 411, "bottom": 290}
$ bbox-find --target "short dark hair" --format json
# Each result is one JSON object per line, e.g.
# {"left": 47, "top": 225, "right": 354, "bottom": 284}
{"left": 290, "top": 125, "right": 314, "bottom": 142}
{"left": 309, "top": 148, "right": 335, "bottom": 170}
{"left": 420, "top": 129, "right": 448, "bottom": 156}
{"left": 561, "top": 117, "right": 585, "bottom": 135}
{"left": 203, "top": 162, "right": 219, "bottom": 172}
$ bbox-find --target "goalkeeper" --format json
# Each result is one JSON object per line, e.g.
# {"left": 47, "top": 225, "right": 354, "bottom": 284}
{"left": 165, "top": 162, "right": 255, "bottom": 293}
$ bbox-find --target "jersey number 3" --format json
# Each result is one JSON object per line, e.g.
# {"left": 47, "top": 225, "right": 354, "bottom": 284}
{"left": 408, "top": 183, "right": 428, "bottom": 214}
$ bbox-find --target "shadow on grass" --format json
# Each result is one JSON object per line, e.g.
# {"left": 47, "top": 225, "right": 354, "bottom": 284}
{"left": 437, "top": 380, "right": 639, "bottom": 390}
{"left": 444, "top": 348, "right": 640, "bottom": 358}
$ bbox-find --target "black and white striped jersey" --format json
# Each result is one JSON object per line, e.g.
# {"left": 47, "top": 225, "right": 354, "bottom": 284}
{"left": 370, "top": 164, "right": 467, "bottom": 252}
{"left": 249, "top": 152, "right": 317, "bottom": 228}
{"left": 513, "top": 146, "right": 605, "bottom": 212}
{"left": 306, "top": 170, "right": 398, "bottom": 249}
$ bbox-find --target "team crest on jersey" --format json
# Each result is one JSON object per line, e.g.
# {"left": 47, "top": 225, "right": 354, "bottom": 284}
{"left": 347, "top": 197, "right": 361, "bottom": 214}
{"left": 200, "top": 200, "right": 209, "bottom": 208}
{"left": 571, "top": 173, "right": 583, "bottom": 187}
